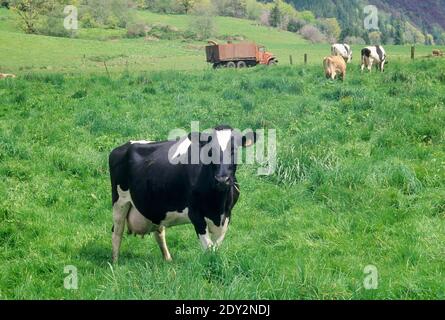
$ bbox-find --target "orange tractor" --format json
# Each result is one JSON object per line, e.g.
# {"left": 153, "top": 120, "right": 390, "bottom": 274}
{"left": 205, "top": 41, "right": 278, "bottom": 69}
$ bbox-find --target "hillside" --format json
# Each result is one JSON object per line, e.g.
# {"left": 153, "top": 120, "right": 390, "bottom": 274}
{"left": 369, "top": 0, "right": 445, "bottom": 30}
{"left": 1, "top": 8, "right": 443, "bottom": 75}
{"left": 283, "top": 0, "right": 445, "bottom": 43}
{"left": 0, "top": 8, "right": 308, "bottom": 73}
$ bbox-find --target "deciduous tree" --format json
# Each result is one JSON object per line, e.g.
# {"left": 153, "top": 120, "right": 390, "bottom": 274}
{"left": 10, "top": 0, "right": 54, "bottom": 33}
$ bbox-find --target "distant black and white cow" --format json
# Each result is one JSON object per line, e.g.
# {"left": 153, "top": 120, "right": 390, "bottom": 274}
{"left": 361, "top": 45, "right": 387, "bottom": 72}
{"left": 331, "top": 43, "right": 353, "bottom": 63}
{"left": 109, "top": 125, "right": 257, "bottom": 262}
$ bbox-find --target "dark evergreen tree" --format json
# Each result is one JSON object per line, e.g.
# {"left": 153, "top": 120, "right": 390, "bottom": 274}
{"left": 394, "top": 17, "right": 405, "bottom": 45}
{"left": 269, "top": 2, "right": 281, "bottom": 28}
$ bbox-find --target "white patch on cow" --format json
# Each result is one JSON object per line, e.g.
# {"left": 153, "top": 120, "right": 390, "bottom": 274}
{"left": 117, "top": 185, "right": 131, "bottom": 200}
{"left": 171, "top": 137, "right": 192, "bottom": 159}
{"left": 205, "top": 215, "right": 229, "bottom": 246}
{"left": 199, "top": 231, "right": 214, "bottom": 251}
{"left": 130, "top": 140, "right": 153, "bottom": 145}
{"left": 116, "top": 186, "right": 157, "bottom": 235}
{"left": 332, "top": 44, "right": 352, "bottom": 63}
{"left": 161, "top": 208, "right": 191, "bottom": 227}
{"left": 216, "top": 130, "right": 232, "bottom": 152}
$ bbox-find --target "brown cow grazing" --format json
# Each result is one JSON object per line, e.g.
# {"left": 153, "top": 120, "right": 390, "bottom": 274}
{"left": 0, "top": 73, "right": 16, "bottom": 79}
{"left": 432, "top": 49, "right": 443, "bottom": 57}
{"left": 323, "top": 55, "right": 346, "bottom": 81}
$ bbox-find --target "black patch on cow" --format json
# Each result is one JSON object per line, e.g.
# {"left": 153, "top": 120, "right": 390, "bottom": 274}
{"left": 343, "top": 44, "right": 350, "bottom": 55}
{"left": 361, "top": 48, "right": 371, "bottom": 58}
{"left": 376, "top": 45, "right": 384, "bottom": 61}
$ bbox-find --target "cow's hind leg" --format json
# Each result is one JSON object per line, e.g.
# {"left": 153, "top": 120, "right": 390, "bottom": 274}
{"left": 154, "top": 226, "right": 172, "bottom": 261}
{"left": 112, "top": 197, "right": 131, "bottom": 263}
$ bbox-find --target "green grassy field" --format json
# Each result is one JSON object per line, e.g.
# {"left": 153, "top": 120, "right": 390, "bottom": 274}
{"left": 1, "top": 59, "right": 445, "bottom": 299}
{"left": 1, "top": 8, "right": 444, "bottom": 74}
{"left": 1, "top": 7, "right": 445, "bottom": 300}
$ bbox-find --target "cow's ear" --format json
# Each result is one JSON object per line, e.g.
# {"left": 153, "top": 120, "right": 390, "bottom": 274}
{"left": 188, "top": 132, "right": 212, "bottom": 145}
{"left": 242, "top": 131, "right": 257, "bottom": 148}
{"left": 200, "top": 133, "right": 212, "bottom": 145}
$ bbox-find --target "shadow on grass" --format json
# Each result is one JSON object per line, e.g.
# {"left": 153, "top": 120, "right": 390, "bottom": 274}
{"left": 78, "top": 240, "right": 148, "bottom": 267}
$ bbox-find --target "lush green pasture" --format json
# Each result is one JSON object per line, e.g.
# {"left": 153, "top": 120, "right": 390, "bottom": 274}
{"left": 1, "top": 58, "right": 444, "bottom": 299}
{"left": 1, "top": 8, "right": 444, "bottom": 75}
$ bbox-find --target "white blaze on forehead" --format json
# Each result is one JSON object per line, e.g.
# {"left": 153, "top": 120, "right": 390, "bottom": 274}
{"left": 216, "top": 130, "right": 232, "bottom": 152}
{"left": 172, "top": 137, "right": 191, "bottom": 159}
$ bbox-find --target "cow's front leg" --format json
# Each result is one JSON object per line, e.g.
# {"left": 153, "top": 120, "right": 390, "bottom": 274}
{"left": 154, "top": 226, "right": 172, "bottom": 261}
{"left": 199, "top": 231, "right": 215, "bottom": 251}
{"left": 207, "top": 215, "right": 230, "bottom": 247}
{"left": 189, "top": 211, "right": 214, "bottom": 251}
{"left": 368, "top": 60, "right": 373, "bottom": 72}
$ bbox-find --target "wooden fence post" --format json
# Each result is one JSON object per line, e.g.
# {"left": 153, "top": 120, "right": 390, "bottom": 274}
{"left": 411, "top": 46, "right": 415, "bottom": 60}
{"left": 289, "top": 55, "right": 293, "bottom": 65}
{"left": 304, "top": 53, "right": 308, "bottom": 65}
{"left": 103, "top": 61, "right": 110, "bottom": 78}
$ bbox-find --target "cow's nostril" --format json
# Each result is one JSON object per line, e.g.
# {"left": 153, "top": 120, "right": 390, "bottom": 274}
{"left": 215, "top": 176, "right": 229, "bottom": 184}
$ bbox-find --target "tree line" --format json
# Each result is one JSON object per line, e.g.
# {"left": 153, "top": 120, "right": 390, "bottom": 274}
{"left": 279, "top": 0, "right": 445, "bottom": 45}
{"left": 2, "top": 0, "right": 444, "bottom": 45}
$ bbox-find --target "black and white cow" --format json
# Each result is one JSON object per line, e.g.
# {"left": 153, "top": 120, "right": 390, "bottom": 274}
{"left": 331, "top": 43, "right": 353, "bottom": 63}
{"left": 109, "top": 125, "right": 257, "bottom": 262}
{"left": 361, "top": 45, "right": 387, "bottom": 72}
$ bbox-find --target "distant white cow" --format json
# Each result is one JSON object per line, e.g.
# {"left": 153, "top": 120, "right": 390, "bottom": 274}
{"left": 0, "top": 73, "right": 16, "bottom": 79}
{"left": 331, "top": 44, "right": 352, "bottom": 63}
{"left": 361, "top": 45, "right": 387, "bottom": 72}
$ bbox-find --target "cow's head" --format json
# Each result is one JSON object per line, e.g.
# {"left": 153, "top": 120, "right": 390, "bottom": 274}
{"left": 189, "top": 125, "right": 257, "bottom": 191}
{"left": 344, "top": 44, "right": 352, "bottom": 63}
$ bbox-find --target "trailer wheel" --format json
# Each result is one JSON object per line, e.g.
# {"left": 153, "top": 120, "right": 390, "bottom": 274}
{"left": 213, "top": 63, "right": 221, "bottom": 69}
{"left": 237, "top": 61, "right": 247, "bottom": 68}
{"left": 226, "top": 62, "right": 236, "bottom": 68}
{"left": 268, "top": 59, "right": 278, "bottom": 66}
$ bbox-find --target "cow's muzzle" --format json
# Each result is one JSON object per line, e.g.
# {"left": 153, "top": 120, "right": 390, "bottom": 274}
{"left": 215, "top": 176, "right": 230, "bottom": 190}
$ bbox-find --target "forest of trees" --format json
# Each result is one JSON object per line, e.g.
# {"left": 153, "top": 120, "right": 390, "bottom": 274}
{"left": 3, "top": 0, "right": 444, "bottom": 44}
{"left": 279, "top": 0, "right": 445, "bottom": 45}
